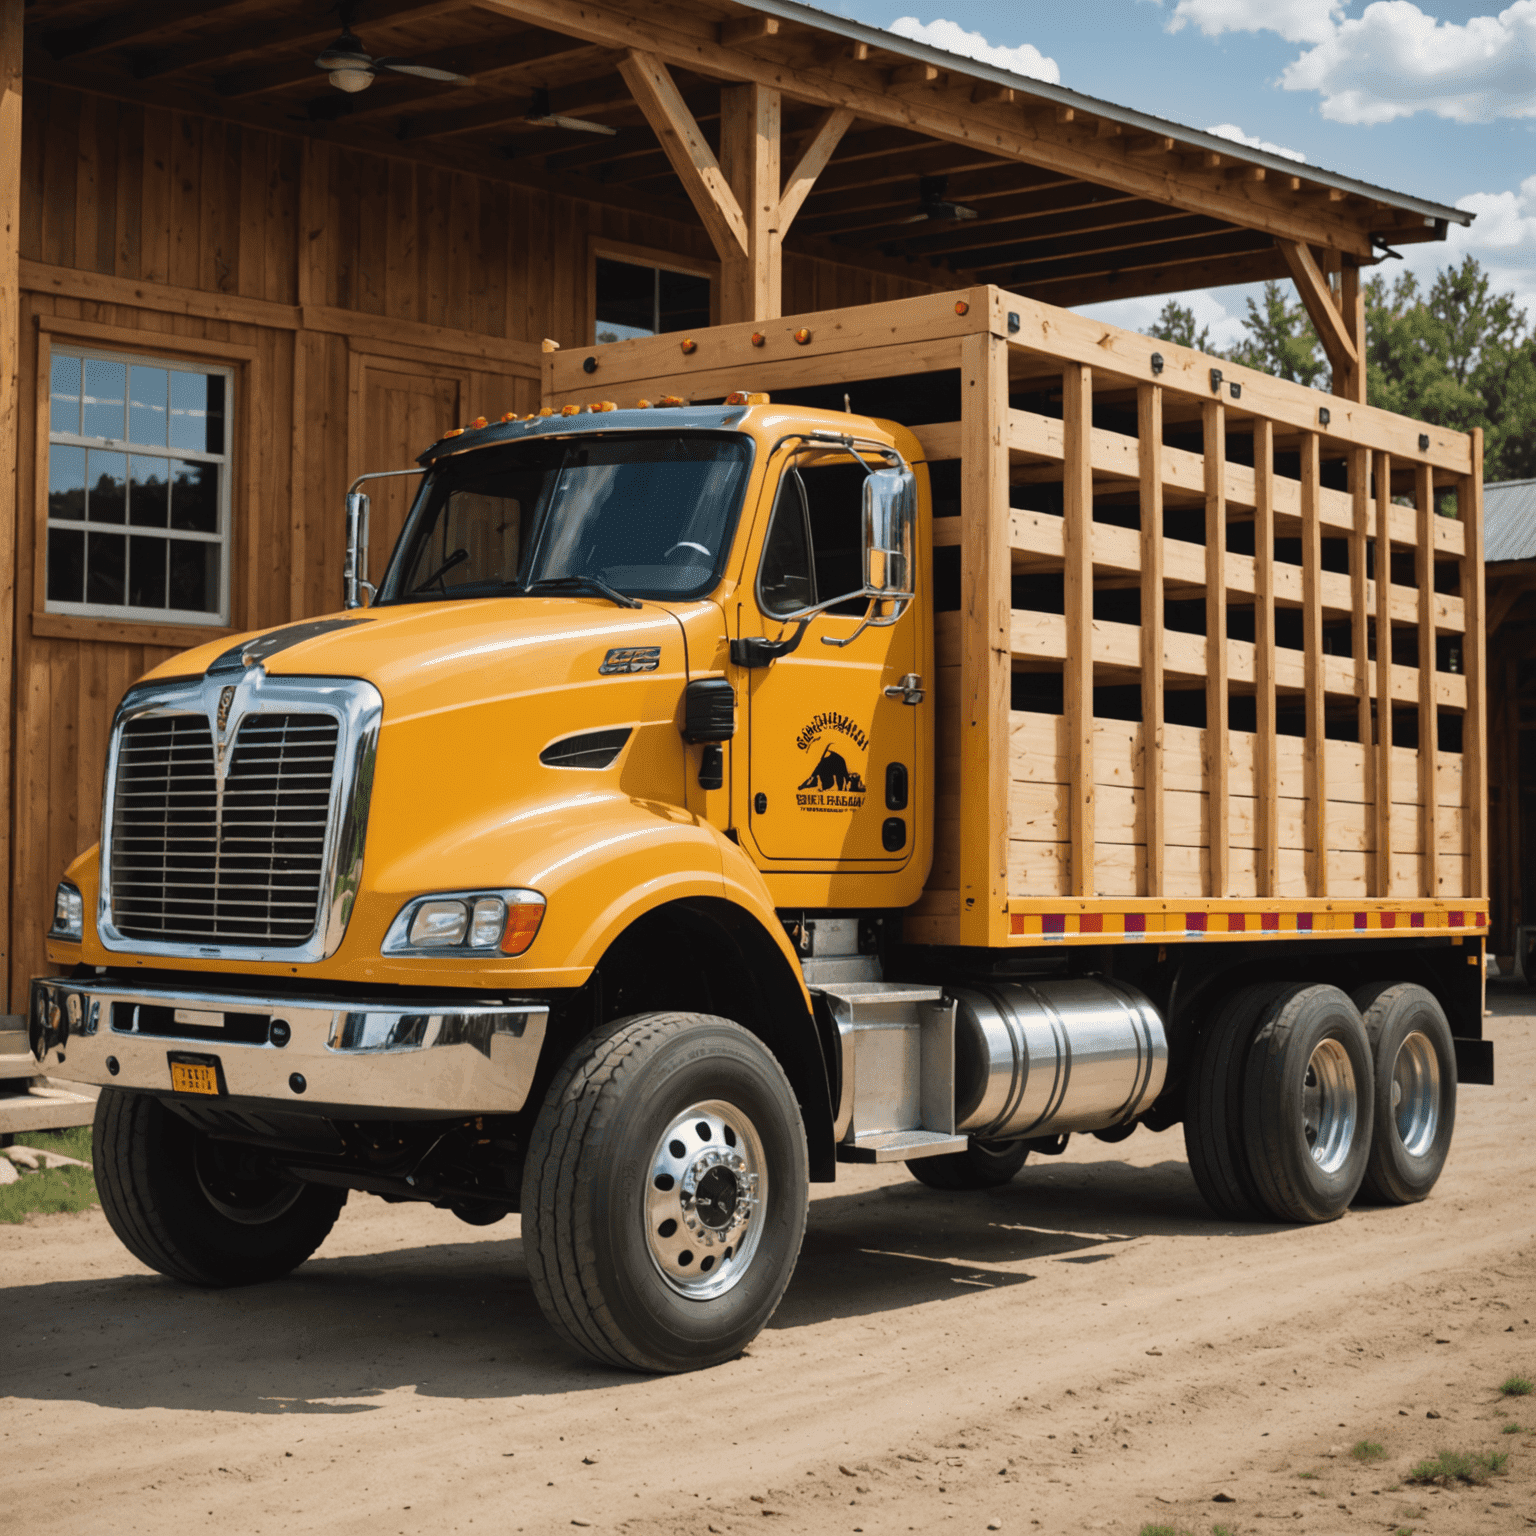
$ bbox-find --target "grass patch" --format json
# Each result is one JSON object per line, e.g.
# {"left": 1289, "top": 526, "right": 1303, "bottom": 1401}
{"left": 1394, "top": 1528, "right": 1415, "bottom": 1536}
{"left": 0, "top": 1125, "right": 98, "bottom": 1225}
{"left": 1138, "top": 1525, "right": 1183, "bottom": 1536}
{"left": 1500, "top": 1374, "right": 1534, "bottom": 1397}
{"left": 1405, "top": 1449, "right": 1508, "bottom": 1487}
{"left": 1296, "top": 1470, "right": 1319, "bottom": 1480}
{"left": 1503, "top": 1423, "right": 1524, "bottom": 1434}
{"left": 1351, "top": 1439, "right": 1388, "bottom": 1463}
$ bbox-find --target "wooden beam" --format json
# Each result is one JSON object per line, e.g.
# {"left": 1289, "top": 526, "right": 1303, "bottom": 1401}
{"left": 1462, "top": 432, "right": 1487, "bottom": 899}
{"left": 1127, "top": 135, "right": 1175, "bottom": 157}
{"left": 959, "top": 331, "right": 1012, "bottom": 942}
{"left": 1138, "top": 384, "right": 1165, "bottom": 897}
{"left": 618, "top": 50, "right": 749, "bottom": 261}
{"left": 891, "top": 64, "right": 941, "bottom": 87}
{"left": 1203, "top": 399, "right": 1229, "bottom": 897}
{"left": 1374, "top": 451, "right": 1394, "bottom": 896}
{"left": 1064, "top": 362, "right": 1095, "bottom": 898}
{"left": 43, "top": 0, "right": 248, "bottom": 61}
{"left": 1277, "top": 237, "right": 1360, "bottom": 377}
{"left": 0, "top": 0, "right": 19, "bottom": 1004}
{"left": 1416, "top": 462, "right": 1439, "bottom": 897}
{"left": 720, "top": 14, "right": 780, "bottom": 47}
{"left": 1336, "top": 262, "right": 1367, "bottom": 404}
{"left": 1350, "top": 447, "right": 1373, "bottom": 835}
{"left": 1253, "top": 418, "right": 1278, "bottom": 898}
{"left": 778, "top": 107, "right": 855, "bottom": 234}
{"left": 718, "top": 81, "right": 780, "bottom": 322}
{"left": 1301, "top": 430, "right": 1326, "bottom": 897}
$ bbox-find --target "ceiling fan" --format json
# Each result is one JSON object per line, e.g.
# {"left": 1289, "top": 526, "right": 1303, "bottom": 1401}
{"left": 315, "top": 4, "right": 469, "bottom": 94}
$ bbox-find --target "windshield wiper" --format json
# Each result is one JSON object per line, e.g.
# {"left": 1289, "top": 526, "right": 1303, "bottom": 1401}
{"left": 526, "top": 574, "right": 642, "bottom": 609}
{"left": 409, "top": 547, "right": 470, "bottom": 595}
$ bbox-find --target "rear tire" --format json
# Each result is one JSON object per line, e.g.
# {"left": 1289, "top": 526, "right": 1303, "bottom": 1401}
{"left": 521, "top": 1012, "right": 808, "bottom": 1373}
{"left": 907, "top": 1138, "right": 1029, "bottom": 1190}
{"left": 93, "top": 1088, "right": 345, "bottom": 1286}
{"left": 1243, "top": 985, "right": 1373, "bottom": 1223}
{"left": 1350, "top": 982, "right": 1457, "bottom": 1205}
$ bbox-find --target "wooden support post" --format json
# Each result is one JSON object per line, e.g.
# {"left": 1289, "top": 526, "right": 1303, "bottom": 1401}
{"left": 1374, "top": 451, "right": 1394, "bottom": 896}
{"left": 1349, "top": 447, "right": 1372, "bottom": 797}
{"left": 1063, "top": 362, "right": 1095, "bottom": 898}
{"left": 0, "top": 0, "right": 20, "bottom": 1002}
{"left": 1203, "top": 400, "right": 1229, "bottom": 897}
{"left": 1301, "top": 431, "right": 1326, "bottom": 897}
{"left": 1253, "top": 419, "right": 1279, "bottom": 898}
{"left": 958, "top": 331, "right": 1011, "bottom": 943}
{"left": 777, "top": 108, "right": 854, "bottom": 233}
{"left": 1461, "top": 431, "right": 1487, "bottom": 900}
{"left": 1415, "top": 462, "right": 1439, "bottom": 897}
{"left": 1277, "top": 238, "right": 1359, "bottom": 386}
{"left": 1137, "top": 384, "right": 1164, "bottom": 897}
{"left": 718, "top": 82, "right": 780, "bottom": 324}
{"left": 1336, "top": 263, "right": 1367, "bottom": 403}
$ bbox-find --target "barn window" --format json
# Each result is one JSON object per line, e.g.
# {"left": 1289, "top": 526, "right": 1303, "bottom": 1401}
{"left": 594, "top": 255, "right": 711, "bottom": 344}
{"left": 45, "top": 347, "right": 232, "bottom": 625}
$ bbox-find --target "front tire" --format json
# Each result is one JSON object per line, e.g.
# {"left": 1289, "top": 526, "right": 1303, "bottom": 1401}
{"left": 93, "top": 1088, "right": 345, "bottom": 1286}
{"left": 907, "top": 1138, "right": 1029, "bottom": 1190}
{"left": 521, "top": 1013, "right": 809, "bottom": 1373}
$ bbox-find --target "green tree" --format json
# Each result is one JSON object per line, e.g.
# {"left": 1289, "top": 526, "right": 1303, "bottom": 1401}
{"left": 1227, "top": 281, "right": 1327, "bottom": 388}
{"left": 1147, "top": 299, "right": 1212, "bottom": 352}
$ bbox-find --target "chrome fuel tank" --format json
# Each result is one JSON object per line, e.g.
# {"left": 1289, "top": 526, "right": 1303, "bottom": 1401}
{"left": 950, "top": 979, "right": 1167, "bottom": 1140}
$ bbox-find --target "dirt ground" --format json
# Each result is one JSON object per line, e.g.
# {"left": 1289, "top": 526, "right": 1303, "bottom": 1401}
{"left": 4, "top": 989, "right": 1535, "bottom": 1536}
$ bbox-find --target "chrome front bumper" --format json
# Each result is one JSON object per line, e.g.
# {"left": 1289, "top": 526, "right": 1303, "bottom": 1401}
{"left": 29, "top": 977, "right": 548, "bottom": 1118}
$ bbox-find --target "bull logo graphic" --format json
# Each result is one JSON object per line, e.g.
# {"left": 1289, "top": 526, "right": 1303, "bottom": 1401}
{"left": 797, "top": 747, "right": 866, "bottom": 794}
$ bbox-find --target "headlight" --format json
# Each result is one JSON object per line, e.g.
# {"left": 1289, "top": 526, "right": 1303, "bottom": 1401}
{"left": 49, "top": 882, "right": 84, "bottom": 942}
{"left": 384, "top": 889, "right": 546, "bottom": 958}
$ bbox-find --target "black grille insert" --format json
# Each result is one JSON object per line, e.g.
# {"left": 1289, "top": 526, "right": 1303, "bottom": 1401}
{"left": 109, "top": 711, "right": 339, "bottom": 946}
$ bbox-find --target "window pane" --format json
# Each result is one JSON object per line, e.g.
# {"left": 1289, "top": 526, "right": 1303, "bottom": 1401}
{"left": 82, "top": 358, "right": 126, "bottom": 441}
{"left": 48, "top": 444, "right": 86, "bottom": 521}
{"left": 87, "top": 450, "right": 127, "bottom": 524}
{"left": 129, "top": 365, "right": 168, "bottom": 447}
{"left": 50, "top": 354, "right": 81, "bottom": 437}
{"left": 170, "top": 460, "right": 218, "bottom": 532}
{"left": 129, "top": 536, "right": 168, "bottom": 609}
{"left": 47, "top": 528, "right": 84, "bottom": 603}
{"left": 594, "top": 257, "right": 658, "bottom": 344}
{"left": 129, "top": 456, "right": 169, "bottom": 527}
{"left": 169, "top": 370, "right": 223, "bottom": 454}
{"left": 169, "top": 538, "right": 219, "bottom": 613}
{"left": 86, "top": 531, "right": 126, "bottom": 606}
{"left": 658, "top": 267, "right": 711, "bottom": 334}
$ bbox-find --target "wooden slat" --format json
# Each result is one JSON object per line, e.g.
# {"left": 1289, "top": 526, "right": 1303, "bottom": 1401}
{"left": 1138, "top": 383, "right": 1164, "bottom": 896}
{"left": 1350, "top": 446, "right": 1372, "bottom": 791}
{"left": 1203, "top": 399, "right": 1229, "bottom": 896}
{"left": 1301, "top": 430, "right": 1326, "bottom": 896}
{"left": 958, "top": 330, "right": 1011, "bottom": 942}
{"left": 1063, "top": 361, "right": 1095, "bottom": 896}
{"left": 1416, "top": 461, "right": 1439, "bottom": 897}
{"left": 1253, "top": 419, "right": 1278, "bottom": 898}
{"left": 0, "top": 0, "right": 20, "bottom": 998}
{"left": 1461, "top": 432, "right": 1487, "bottom": 897}
{"left": 1374, "top": 451, "right": 1394, "bottom": 895}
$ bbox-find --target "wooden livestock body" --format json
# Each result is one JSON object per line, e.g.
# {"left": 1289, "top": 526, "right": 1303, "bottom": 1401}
{"left": 547, "top": 286, "right": 1488, "bottom": 950}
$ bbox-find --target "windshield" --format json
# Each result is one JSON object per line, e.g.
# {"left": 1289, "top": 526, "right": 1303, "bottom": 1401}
{"left": 376, "top": 432, "right": 753, "bottom": 604}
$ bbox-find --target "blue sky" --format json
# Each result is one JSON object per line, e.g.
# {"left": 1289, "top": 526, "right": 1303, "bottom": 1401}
{"left": 817, "top": 0, "right": 1536, "bottom": 345}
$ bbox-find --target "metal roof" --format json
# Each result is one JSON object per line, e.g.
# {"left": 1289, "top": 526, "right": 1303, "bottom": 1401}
{"left": 737, "top": 0, "right": 1472, "bottom": 232}
{"left": 1485, "top": 480, "right": 1536, "bottom": 564}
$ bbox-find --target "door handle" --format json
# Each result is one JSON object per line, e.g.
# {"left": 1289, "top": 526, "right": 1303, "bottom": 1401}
{"left": 884, "top": 673, "right": 924, "bottom": 705}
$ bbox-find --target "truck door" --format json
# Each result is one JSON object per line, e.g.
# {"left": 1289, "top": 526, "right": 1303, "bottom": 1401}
{"left": 743, "top": 445, "right": 920, "bottom": 865}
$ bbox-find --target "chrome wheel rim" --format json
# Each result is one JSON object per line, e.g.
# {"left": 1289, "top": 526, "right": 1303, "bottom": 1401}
{"left": 1301, "top": 1037, "right": 1357, "bottom": 1174}
{"left": 1391, "top": 1029, "right": 1440, "bottom": 1158}
{"left": 645, "top": 1099, "right": 766, "bottom": 1300}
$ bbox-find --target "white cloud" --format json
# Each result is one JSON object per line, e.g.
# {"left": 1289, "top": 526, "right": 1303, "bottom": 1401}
{"left": 1166, "top": 0, "right": 1342, "bottom": 45}
{"left": 1205, "top": 122, "right": 1309, "bottom": 161}
{"left": 887, "top": 16, "right": 1061, "bottom": 84}
{"left": 1405, "top": 175, "right": 1536, "bottom": 314}
{"left": 1281, "top": 1, "right": 1536, "bottom": 123}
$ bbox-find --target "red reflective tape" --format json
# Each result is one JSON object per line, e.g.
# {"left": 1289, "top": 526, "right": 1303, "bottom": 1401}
{"left": 1228, "top": 913, "right": 1246, "bottom": 932}
{"left": 1449, "top": 911, "right": 1465, "bottom": 928}
{"left": 1354, "top": 912, "right": 1368, "bottom": 930}
{"left": 1261, "top": 912, "right": 1279, "bottom": 931}
{"left": 1080, "top": 913, "right": 1104, "bottom": 933}
{"left": 1187, "top": 912, "right": 1207, "bottom": 932}
{"left": 1381, "top": 912, "right": 1397, "bottom": 929}
{"left": 1125, "top": 913, "right": 1146, "bottom": 933}
{"left": 1411, "top": 911, "right": 1426, "bottom": 927}
{"left": 1042, "top": 913, "right": 1066, "bottom": 934}
{"left": 1297, "top": 913, "right": 1314, "bottom": 931}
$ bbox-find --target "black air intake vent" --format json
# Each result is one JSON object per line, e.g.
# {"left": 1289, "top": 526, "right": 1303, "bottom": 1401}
{"left": 540, "top": 727, "right": 632, "bottom": 770}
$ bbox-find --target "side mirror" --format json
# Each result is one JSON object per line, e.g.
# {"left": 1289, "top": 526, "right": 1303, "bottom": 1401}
{"left": 863, "top": 466, "right": 916, "bottom": 597}
{"left": 343, "top": 491, "right": 373, "bottom": 609}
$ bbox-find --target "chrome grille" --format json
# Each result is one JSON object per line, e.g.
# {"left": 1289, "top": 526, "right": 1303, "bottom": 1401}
{"left": 109, "top": 711, "right": 339, "bottom": 946}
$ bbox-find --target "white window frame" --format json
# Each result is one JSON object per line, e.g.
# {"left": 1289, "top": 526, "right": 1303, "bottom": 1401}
{"left": 44, "top": 344, "right": 234, "bottom": 627}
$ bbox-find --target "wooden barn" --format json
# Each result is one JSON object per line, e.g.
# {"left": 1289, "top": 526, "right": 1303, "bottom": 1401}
{"left": 0, "top": 0, "right": 1471, "bottom": 1009}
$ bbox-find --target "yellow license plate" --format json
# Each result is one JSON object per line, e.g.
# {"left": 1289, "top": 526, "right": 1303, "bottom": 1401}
{"left": 169, "top": 1060, "right": 221, "bottom": 1096}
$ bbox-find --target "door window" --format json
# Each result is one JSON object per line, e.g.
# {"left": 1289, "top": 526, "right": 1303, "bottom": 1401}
{"left": 757, "top": 454, "right": 870, "bottom": 618}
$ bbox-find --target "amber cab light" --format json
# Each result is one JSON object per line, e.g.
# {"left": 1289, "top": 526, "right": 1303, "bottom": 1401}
{"left": 502, "top": 898, "right": 546, "bottom": 957}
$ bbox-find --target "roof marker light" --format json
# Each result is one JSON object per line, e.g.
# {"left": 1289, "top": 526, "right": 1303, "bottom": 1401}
{"left": 793, "top": 328, "right": 812, "bottom": 345}
{"left": 680, "top": 338, "right": 697, "bottom": 355}
{"left": 470, "top": 416, "right": 487, "bottom": 429}
{"left": 750, "top": 332, "right": 766, "bottom": 348}
{"left": 589, "top": 401, "right": 617, "bottom": 413}
{"left": 500, "top": 412, "right": 517, "bottom": 423}
{"left": 443, "top": 427, "right": 465, "bottom": 438}
{"left": 635, "top": 399, "right": 653, "bottom": 409}
{"left": 537, "top": 407, "right": 554, "bottom": 418}
{"left": 954, "top": 300, "right": 969, "bottom": 316}
{"left": 659, "top": 395, "right": 687, "bottom": 407}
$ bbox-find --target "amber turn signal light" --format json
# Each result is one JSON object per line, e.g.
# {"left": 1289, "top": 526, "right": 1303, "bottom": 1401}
{"left": 680, "top": 338, "right": 697, "bottom": 354}
{"left": 793, "top": 328, "right": 812, "bottom": 345}
{"left": 954, "top": 300, "right": 969, "bottom": 316}
{"left": 501, "top": 901, "right": 545, "bottom": 957}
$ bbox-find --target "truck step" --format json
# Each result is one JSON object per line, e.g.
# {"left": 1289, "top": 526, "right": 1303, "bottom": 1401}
{"left": 838, "top": 1129, "right": 970, "bottom": 1163}
{"left": 0, "top": 1080, "right": 99, "bottom": 1139}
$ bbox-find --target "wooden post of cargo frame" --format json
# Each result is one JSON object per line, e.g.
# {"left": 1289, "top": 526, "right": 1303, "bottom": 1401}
{"left": 1063, "top": 362, "right": 1095, "bottom": 897}
{"left": 718, "top": 82, "right": 781, "bottom": 324}
{"left": 958, "top": 331, "right": 1011, "bottom": 943}
{"left": 1137, "top": 384, "right": 1164, "bottom": 896}
{"left": 1349, "top": 449, "right": 1372, "bottom": 755}
{"left": 1415, "top": 462, "right": 1439, "bottom": 897}
{"left": 0, "top": 0, "right": 20, "bottom": 1001}
{"left": 1253, "top": 419, "right": 1279, "bottom": 897}
{"left": 1301, "top": 431, "right": 1327, "bottom": 897}
{"left": 1203, "top": 400, "right": 1229, "bottom": 897}
{"left": 1461, "top": 430, "right": 1487, "bottom": 899}
{"left": 1374, "top": 451, "right": 1394, "bottom": 895}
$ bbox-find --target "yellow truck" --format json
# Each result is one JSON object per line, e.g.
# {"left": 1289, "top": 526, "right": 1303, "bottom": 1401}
{"left": 30, "top": 288, "right": 1489, "bottom": 1372}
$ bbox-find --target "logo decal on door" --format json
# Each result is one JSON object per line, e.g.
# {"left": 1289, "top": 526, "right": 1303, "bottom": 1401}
{"left": 794, "top": 712, "right": 868, "bottom": 812}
